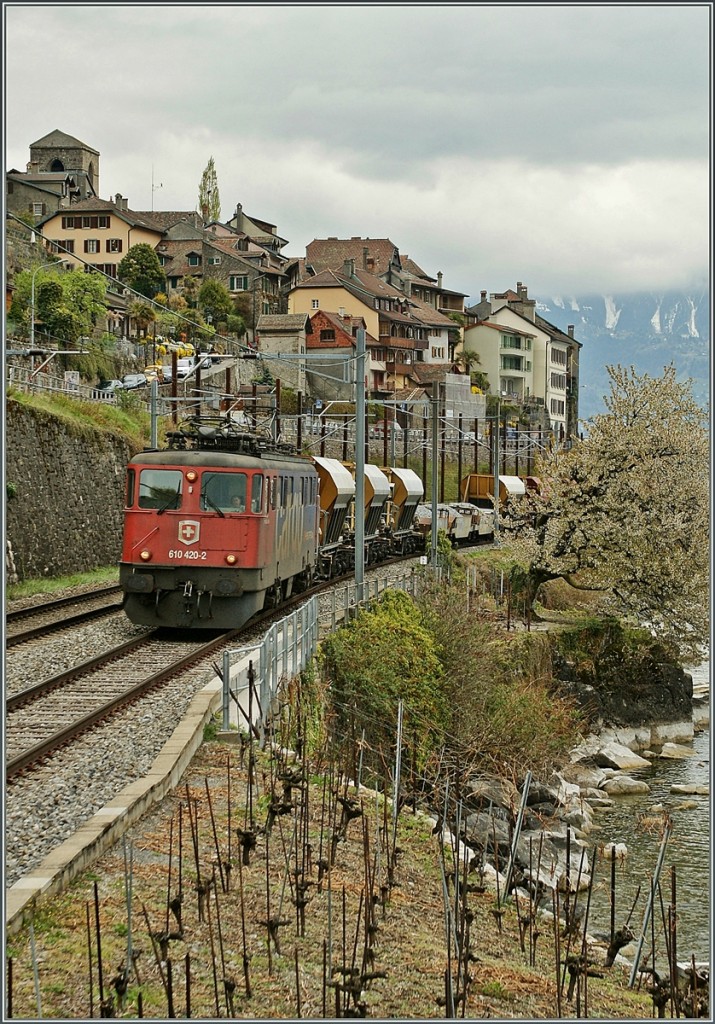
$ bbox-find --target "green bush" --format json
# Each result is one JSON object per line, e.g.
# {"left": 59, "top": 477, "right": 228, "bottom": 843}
{"left": 320, "top": 589, "right": 448, "bottom": 770}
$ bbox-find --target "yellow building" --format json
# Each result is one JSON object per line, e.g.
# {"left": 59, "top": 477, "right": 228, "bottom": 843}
{"left": 36, "top": 193, "right": 164, "bottom": 279}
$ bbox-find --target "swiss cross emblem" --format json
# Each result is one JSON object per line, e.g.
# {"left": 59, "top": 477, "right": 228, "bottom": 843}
{"left": 178, "top": 520, "right": 200, "bottom": 545}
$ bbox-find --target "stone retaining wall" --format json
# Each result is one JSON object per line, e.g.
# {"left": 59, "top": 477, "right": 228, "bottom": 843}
{"left": 5, "top": 399, "right": 137, "bottom": 581}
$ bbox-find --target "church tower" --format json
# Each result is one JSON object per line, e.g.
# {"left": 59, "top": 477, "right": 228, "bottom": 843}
{"left": 28, "top": 129, "right": 99, "bottom": 199}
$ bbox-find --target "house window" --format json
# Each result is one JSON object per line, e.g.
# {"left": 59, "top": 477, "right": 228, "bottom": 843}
{"left": 188, "top": 254, "right": 201, "bottom": 266}
{"left": 550, "top": 372, "right": 566, "bottom": 389}
{"left": 90, "top": 263, "right": 117, "bottom": 277}
{"left": 98, "top": 215, "right": 110, "bottom": 228}
{"left": 501, "top": 355, "right": 523, "bottom": 371}
{"left": 106, "top": 238, "right": 123, "bottom": 253}
{"left": 311, "top": 299, "right": 319, "bottom": 309}
{"left": 229, "top": 275, "right": 248, "bottom": 291}
{"left": 32, "top": 202, "right": 45, "bottom": 217}
{"left": 208, "top": 256, "right": 221, "bottom": 265}
{"left": 320, "top": 329, "right": 335, "bottom": 343}
{"left": 61, "top": 216, "right": 75, "bottom": 229}
{"left": 552, "top": 348, "right": 567, "bottom": 366}
{"left": 502, "top": 335, "right": 522, "bottom": 350}
{"left": 54, "top": 240, "right": 74, "bottom": 255}
{"left": 84, "top": 239, "right": 100, "bottom": 254}
{"left": 550, "top": 399, "right": 565, "bottom": 416}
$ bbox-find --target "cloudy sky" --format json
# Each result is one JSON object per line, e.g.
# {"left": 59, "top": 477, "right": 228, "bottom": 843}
{"left": 4, "top": 3, "right": 710, "bottom": 303}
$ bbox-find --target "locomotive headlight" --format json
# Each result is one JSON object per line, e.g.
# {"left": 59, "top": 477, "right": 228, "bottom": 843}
{"left": 186, "top": 470, "right": 198, "bottom": 482}
{"left": 140, "top": 550, "right": 152, "bottom": 561}
{"left": 225, "top": 554, "right": 237, "bottom": 565}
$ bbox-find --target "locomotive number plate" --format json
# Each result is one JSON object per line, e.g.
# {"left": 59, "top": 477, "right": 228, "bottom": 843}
{"left": 168, "top": 549, "right": 208, "bottom": 560}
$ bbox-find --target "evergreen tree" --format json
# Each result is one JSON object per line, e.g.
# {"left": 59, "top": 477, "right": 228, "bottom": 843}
{"left": 198, "top": 156, "right": 221, "bottom": 222}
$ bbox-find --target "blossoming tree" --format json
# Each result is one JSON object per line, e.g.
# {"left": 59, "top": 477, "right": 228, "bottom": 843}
{"left": 504, "top": 365, "right": 709, "bottom": 661}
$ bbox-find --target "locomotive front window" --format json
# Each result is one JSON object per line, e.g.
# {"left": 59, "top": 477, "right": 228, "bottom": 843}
{"left": 201, "top": 471, "right": 248, "bottom": 513}
{"left": 138, "top": 469, "right": 183, "bottom": 510}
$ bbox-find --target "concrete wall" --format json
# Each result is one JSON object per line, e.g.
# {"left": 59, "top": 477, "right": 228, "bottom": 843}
{"left": 5, "top": 399, "right": 137, "bottom": 581}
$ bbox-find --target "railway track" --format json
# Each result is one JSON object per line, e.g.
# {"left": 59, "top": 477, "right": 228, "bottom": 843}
{"left": 5, "top": 627, "right": 241, "bottom": 782}
{"left": 6, "top": 584, "right": 125, "bottom": 648}
{"left": 5, "top": 557, "right": 420, "bottom": 784}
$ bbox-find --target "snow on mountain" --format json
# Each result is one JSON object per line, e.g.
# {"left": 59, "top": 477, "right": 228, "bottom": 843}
{"left": 536, "top": 290, "right": 709, "bottom": 419}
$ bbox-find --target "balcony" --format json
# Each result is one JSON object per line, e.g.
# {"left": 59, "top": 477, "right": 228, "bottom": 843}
{"left": 386, "top": 359, "right": 413, "bottom": 374}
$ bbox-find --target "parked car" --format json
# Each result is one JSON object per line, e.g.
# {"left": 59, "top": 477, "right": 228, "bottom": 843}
{"left": 122, "top": 373, "right": 147, "bottom": 390}
{"left": 176, "top": 358, "right": 196, "bottom": 380}
{"left": 95, "top": 379, "right": 125, "bottom": 393}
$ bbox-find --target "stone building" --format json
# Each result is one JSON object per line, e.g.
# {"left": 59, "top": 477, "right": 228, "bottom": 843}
{"left": 6, "top": 130, "right": 99, "bottom": 223}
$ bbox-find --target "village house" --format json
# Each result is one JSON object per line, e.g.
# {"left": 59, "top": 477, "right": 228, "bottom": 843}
{"left": 464, "top": 283, "right": 581, "bottom": 435}
{"left": 254, "top": 312, "right": 311, "bottom": 391}
{"left": 288, "top": 259, "right": 465, "bottom": 394}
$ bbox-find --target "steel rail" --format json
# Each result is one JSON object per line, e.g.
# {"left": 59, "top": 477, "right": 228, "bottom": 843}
{"left": 6, "top": 584, "right": 122, "bottom": 624}
{"left": 6, "top": 629, "right": 242, "bottom": 782}
{"left": 6, "top": 598, "right": 126, "bottom": 649}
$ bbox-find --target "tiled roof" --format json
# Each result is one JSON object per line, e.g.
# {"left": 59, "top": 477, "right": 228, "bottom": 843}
{"left": 206, "top": 237, "right": 274, "bottom": 261}
{"left": 7, "top": 171, "right": 71, "bottom": 183}
{"left": 36, "top": 196, "right": 164, "bottom": 233}
{"left": 393, "top": 386, "right": 429, "bottom": 402}
{"left": 400, "top": 256, "right": 433, "bottom": 280}
{"left": 404, "top": 295, "right": 457, "bottom": 329}
{"left": 534, "top": 313, "right": 582, "bottom": 348}
{"left": 256, "top": 313, "right": 310, "bottom": 331}
{"left": 409, "top": 363, "right": 462, "bottom": 386}
{"left": 30, "top": 129, "right": 99, "bottom": 154}
{"left": 132, "top": 210, "right": 202, "bottom": 231}
{"left": 306, "top": 237, "right": 400, "bottom": 274}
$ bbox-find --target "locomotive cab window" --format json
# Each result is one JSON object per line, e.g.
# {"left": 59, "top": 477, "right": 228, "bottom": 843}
{"left": 138, "top": 469, "right": 183, "bottom": 510}
{"left": 201, "top": 471, "right": 248, "bottom": 513}
{"left": 250, "top": 475, "right": 263, "bottom": 513}
{"left": 126, "top": 468, "right": 136, "bottom": 507}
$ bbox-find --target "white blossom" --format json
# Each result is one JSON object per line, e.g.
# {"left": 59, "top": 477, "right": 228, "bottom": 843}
{"left": 504, "top": 365, "right": 709, "bottom": 660}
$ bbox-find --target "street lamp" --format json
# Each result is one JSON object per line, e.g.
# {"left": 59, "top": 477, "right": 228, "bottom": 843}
{"left": 30, "top": 258, "right": 69, "bottom": 347}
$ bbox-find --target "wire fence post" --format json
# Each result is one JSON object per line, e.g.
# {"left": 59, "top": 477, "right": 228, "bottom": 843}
{"left": 222, "top": 651, "right": 231, "bottom": 731}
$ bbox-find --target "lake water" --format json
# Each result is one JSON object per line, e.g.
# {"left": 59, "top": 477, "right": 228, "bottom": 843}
{"left": 586, "top": 661, "right": 711, "bottom": 962}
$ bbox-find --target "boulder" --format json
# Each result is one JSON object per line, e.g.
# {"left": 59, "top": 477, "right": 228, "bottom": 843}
{"left": 670, "top": 783, "right": 709, "bottom": 796}
{"left": 580, "top": 787, "right": 614, "bottom": 807}
{"left": 601, "top": 775, "right": 651, "bottom": 796}
{"left": 560, "top": 762, "right": 608, "bottom": 790}
{"left": 523, "top": 780, "right": 561, "bottom": 807}
{"left": 465, "top": 776, "right": 519, "bottom": 812}
{"left": 658, "top": 742, "right": 696, "bottom": 759}
{"left": 593, "top": 741, "right": 651, "bottom": 771}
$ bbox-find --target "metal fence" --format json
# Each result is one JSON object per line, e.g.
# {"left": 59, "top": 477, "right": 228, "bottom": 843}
{"left": 219, "top": 569, "right": 422, "bottom": 742}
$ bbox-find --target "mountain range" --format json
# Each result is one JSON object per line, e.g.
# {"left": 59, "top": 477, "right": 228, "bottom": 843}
{"left": 535, "top": 290, "right": 710, "bottom": 420}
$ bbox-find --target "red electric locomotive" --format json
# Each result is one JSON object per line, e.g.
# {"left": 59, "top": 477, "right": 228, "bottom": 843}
{"left": 120, "top": 418, "right": 320, "bottom": 630}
